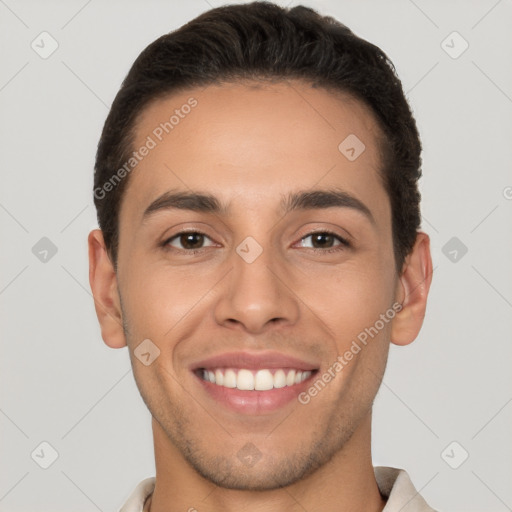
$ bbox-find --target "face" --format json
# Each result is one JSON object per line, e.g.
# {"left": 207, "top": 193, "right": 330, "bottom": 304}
{"left": 104, "top": 81, "right": 405, "bottom": 489}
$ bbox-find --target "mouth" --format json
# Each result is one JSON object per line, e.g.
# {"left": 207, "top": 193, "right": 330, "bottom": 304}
{"left": 190, "top": 351, "right": 320, "bottom": 415}
{"left": 194, "top": 367, "right": 314, "bottom": 390}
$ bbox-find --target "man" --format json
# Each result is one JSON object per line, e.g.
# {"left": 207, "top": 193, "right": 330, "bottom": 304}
{"left": 88, "top": 2, "right": 434, "bottom": 511}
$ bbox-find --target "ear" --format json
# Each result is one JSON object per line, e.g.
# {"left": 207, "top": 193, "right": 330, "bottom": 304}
{"left": 88, "top": 229, "right": 126, "bottom": 348}
{"left": 391, "top": 231, "right": 433, "bottom": 346}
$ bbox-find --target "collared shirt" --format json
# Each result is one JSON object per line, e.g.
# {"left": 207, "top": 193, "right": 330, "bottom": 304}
{"left": 118, "top": 466, "right": 437, "bottom": 511}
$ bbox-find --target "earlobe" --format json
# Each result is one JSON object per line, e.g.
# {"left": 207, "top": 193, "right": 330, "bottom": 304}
{"left": 390, "top": 232, "right": 433, "bottom": 346}
{"left": 88, "top": 229, "right": 127, "bottom": 349}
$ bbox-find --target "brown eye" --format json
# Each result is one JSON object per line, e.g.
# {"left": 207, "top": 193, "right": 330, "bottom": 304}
{"left": 310, "top": 233, "right": 336, "bottom": 248}
{"left": 165, "top": 231, "right": 214, "bottom": 251}
{"left": 297, "top": 231, "right": 349, "bottom": 252}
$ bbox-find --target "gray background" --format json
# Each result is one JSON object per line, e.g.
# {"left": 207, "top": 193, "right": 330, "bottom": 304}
{"left": 1, "top": 0, "right": 511, "bottom": 510}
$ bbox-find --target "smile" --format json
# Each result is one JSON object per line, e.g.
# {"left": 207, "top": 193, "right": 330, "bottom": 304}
{"left": 190, "top": 351, "right": 320, "bottom": 414}
{"left": 197, "top": 367, "right": 313, "bottom": 391}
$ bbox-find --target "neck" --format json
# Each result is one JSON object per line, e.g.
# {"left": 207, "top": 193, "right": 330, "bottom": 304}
{"left": 147, "top": 414, "right": 386, "bottom": 512}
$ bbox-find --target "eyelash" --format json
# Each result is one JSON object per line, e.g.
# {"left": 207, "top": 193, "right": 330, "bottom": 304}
{"left": 161, "top": 229, "right": 350, "bottom": 255}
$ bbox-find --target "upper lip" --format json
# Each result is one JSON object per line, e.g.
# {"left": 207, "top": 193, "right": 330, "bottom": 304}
{"left": 190, "top": 351, "right": 319, "bottom": 371}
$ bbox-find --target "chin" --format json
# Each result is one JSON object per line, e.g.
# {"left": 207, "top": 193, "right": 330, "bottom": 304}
{"left": 180, "top": 437, "right": 337, "bottom": 491}
{"left": 190, "top": 457, "right": 311, "bottom": 491}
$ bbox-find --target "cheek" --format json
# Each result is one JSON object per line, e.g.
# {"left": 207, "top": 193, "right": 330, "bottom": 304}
{"left": 120, "top": 259, "right": 221, "bottom": 348}
{"left": 295, "top": 262, "right": 395, "bottom": 341}
{"left": 127, "top": 276, "right": 188, "bottom": 333}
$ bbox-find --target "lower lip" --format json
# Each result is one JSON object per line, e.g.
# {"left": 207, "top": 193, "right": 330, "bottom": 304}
{"left": 194, "top": 371, "right": 316, "bottom": 415}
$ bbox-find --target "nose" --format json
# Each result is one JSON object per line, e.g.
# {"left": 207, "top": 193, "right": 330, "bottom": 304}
{"left": 213, "top": 239, "right": 300, "bottom": 334}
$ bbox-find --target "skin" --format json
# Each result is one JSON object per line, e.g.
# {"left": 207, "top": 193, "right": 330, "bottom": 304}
{"left": 88, "top": 80, "right": 432, "bottom": 512}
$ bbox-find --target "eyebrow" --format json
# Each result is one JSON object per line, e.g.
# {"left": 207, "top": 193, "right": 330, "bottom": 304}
{"left": 142, "top": 188, "right": 375, "bottom": 225}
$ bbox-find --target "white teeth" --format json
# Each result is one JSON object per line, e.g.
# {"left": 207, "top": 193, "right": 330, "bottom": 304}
{"left": 286, "top": 369, "right": 296, "bottom": 386}
{"left": 273, "top": 369, "right": 286, "bottom": 388}
{"left": 254, "top": 369, "right": 274, "bottom": 391}
{"left": 236, "top": 369, "right": 254, "bottom": 390}
{"left": 223, "top": 369, "right": 237, "bottom": 388}
{"left": 200, "top": 367, "right": 313, "bottom": 390}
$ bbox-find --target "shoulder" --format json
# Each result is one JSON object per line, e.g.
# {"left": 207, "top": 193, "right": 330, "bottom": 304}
{"left": 375, "top": 466, "right": 438, "bottom": 512}
{"left": 118, "top": 477, "right": 156, "bottom": 512}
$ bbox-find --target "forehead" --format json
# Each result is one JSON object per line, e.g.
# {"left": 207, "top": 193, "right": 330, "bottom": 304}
{"left": 121, "top": 80, "right": 389, "bottom": 225}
